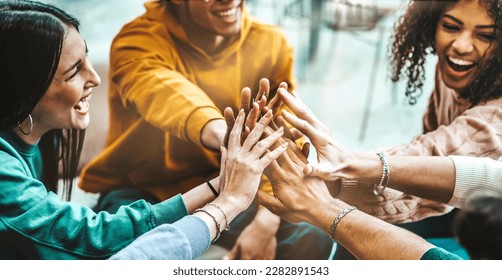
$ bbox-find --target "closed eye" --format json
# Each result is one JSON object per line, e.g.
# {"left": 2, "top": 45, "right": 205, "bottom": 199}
{"left": 65, "top": 64, "right": 82, "bottom": 82}
{"left": 477, "top": 32, "right": 495, "bottom": 41}
{"left": 442, "top": 22, "right": 460, "bottom": 32}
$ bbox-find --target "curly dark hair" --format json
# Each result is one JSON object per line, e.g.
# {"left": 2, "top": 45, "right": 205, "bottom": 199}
{"left": 391, "top": 0, "right": 502, "bottom": 105}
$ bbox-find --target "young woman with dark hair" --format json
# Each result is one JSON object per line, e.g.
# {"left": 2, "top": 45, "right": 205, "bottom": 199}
{"left": 0, "top": 0, "right": 84, "bottom": 201}
{"left": 391, "top": 0, "right": 502, "bottom": 106}
{"left": 0, "top": 0, "right": 287, "bottom": 259}
{"left": 322, "top": 0, "right": 502, "bottom": 259}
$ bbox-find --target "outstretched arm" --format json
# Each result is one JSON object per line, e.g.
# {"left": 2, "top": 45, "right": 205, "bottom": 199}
{"left": 257, "top": 137, "right": 435, "bottom": 260}
{"left": 278, "top": 88, "right": 458, "bottom": 206}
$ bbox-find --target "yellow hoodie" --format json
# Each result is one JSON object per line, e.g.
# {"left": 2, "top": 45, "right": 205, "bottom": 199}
{"left": 79, "top": 1, "right": 296, "bottom": 200}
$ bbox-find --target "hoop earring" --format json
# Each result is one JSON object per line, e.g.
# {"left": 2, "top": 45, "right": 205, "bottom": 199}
{"left": 17, "top": 114, "right": 33, "bottom": 136}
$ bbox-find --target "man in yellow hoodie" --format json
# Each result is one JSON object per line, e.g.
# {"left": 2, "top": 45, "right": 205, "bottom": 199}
{"left": 79, "top": 0, "right": 332, "bottom": 259}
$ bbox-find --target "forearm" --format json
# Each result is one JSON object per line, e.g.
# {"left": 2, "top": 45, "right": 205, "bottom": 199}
{"left": 342, "top": 152, "right": 455, "bottom": 204}
{"left": 182, "top": 177, "right": 220, "bottom": 213}
{"left": 252, "top": 206, "right": 281, "bottom": 231}
{"left": 200, "top": 119, "right": 226, "bottom": 151}
{"left": 309, "top": 198, "right": 433, "bottom": 260}
{"left": 190, "top": 190, "right": 281, "bottom": 244}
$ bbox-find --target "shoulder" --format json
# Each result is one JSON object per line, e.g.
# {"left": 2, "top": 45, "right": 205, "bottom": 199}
{"left": 113, "top": 2, "right": 171, "bottom": 47}
{"left": 248, "top": 19, "right": 291, "bottom": 45}
{"left": 479, "top": 94, "right": 502, "bottom": 108}
{"left": 0, "top": 137, "right": 25, "bottom": 172}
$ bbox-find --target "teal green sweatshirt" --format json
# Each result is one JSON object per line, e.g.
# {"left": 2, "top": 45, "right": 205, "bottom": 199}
{"left": 0, "top": 130, "right": 188, "bottom": 259}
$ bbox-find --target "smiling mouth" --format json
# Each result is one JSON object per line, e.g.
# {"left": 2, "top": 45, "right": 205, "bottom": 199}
{"left": 446, "top": 56, "right": 476, "bottom": 72}
{"left": 215, "top": 7, "right": 237, "bottom": 17}
{"left": 74, "top": 93, "right": 91, "bottom": 114}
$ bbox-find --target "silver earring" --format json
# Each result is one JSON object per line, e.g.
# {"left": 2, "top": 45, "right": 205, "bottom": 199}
{"left": 17, "top": 114, "right": 33, "bottom": 136}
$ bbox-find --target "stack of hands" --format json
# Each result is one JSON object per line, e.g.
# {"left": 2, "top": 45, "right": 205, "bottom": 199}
{"left": 214, "top": 78, "right": 360, "bottom": 240}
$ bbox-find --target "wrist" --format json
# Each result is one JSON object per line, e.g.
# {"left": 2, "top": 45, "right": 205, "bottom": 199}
{"left": 201, "top": 119, "right": 226, "bottom": 151}
{"left": 207, "top": 178, "right": 219, "bottom": 197}
{"left": 211, "top": 194, "right": 245, "bottom": 223}
{"left": 307, "top": 198, "right": 347, "bottom": 234}
{"left": 342, "top": 151, "right": 381, "bottom": 184}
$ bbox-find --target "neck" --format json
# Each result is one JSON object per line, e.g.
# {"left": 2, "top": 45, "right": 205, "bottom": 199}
{"left": 188, "top": 31, "right": 228, "bottom": 55}
{"left": 13, "top": 118, "right": 45, "bottom": 145}
{"left": 12, "top": 128, "right": 42, "bottom": 145}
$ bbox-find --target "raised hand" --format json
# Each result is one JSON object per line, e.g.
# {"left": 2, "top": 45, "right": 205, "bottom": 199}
{"left": 277, "top": 88, "right": 360, "bottom": 183}
{"left": 216, "top": 109, "right": 287, "bottom": 212}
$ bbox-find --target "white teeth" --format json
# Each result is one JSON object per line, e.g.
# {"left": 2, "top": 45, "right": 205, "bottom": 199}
{"left": 449, "top": 57, "right": 474, "bottom": 66}
{"left": 216, "top": 8, "right": 236, "bottom": 17}
{"left": 76, "top": 94, "right": 91, "bottom": 113}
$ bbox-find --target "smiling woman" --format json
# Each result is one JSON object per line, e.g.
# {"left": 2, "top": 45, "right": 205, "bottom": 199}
{"left": 331, "top": 0, "right": 502, "bottom": 259}
{"left": 0, "top": 0, "right": 290, "bottom": 260}
{"left": 31, "top": 28, "right": 100, "bottom": 137}
{"left": 0, "top": 0, "right": 99, "bottom": 201}
{"left": 0, "top": 0, "right": 186, "bottom": 259}
{"left": 435, "top": 0, "right": 496, "bottom": 92}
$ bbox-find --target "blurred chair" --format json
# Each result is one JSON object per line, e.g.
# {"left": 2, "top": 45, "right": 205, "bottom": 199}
{"left": 285, "top": 0, "right": 397, "bottom": 141}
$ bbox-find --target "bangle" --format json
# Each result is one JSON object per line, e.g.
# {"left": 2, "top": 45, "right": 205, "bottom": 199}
{"left": 372, "top": 152, "right": 390, "bottom": 196}
{"left": 194, "top": 207, "right": 222, "bottom": 243}
{"left": 329, "top": 205, "right": 357, "bottom": 240}
{"left": 207, "top": 203, "right": 230, "bottom": 231}
{"left": 207, "top": 181, "right": 219, "bottom": 197}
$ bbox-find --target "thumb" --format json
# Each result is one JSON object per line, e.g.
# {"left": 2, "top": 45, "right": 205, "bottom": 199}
{"left": 303, "top": 163, "right": 336, "bottom": 181}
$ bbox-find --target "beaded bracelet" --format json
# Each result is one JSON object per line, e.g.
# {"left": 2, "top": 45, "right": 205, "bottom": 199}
{"left": 207, "top": 181, "right": 219, "bottom": 197}
{"left": 193, "top": 207, "right": 222, "bottom": 243}
{"left": 329, "top": 205, "right": 357, "bottom": 240}
{"left": 207, "top": 202, "right": 230, "bottom": 231}
{"left": 372, "top": 152, "right": 390, "bottom": 196}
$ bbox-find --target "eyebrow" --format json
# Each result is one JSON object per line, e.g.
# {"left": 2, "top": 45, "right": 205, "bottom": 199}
{"left": 443, "top": 14, "right": 496, "bottom": 29}
{"left": 63, "top": 59, "right": 82, "bottom": 75}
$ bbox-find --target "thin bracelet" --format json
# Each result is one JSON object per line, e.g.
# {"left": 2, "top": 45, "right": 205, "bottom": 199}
{"left": 372, "top": 152, "right": 390, "bottom": 196}
{"left": 207, "top": 203, "right": 230, "bottom": 231}
{"left": 329, "top": 205, "right": 357, "bottom": 240}
{"left": 207, "top": 181, "right": 219, "bottom": 197}
{"left": 194, "top": 207, "right": 222, "bottom": 243}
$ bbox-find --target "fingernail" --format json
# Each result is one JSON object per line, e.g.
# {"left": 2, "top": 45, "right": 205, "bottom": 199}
{"left": 265, "top": 110, "right": 272, "bottom": 117}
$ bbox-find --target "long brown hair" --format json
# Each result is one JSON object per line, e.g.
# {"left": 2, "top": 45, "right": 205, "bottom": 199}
{"left": 0, "top": 0, "right": 84, "bottom": 200}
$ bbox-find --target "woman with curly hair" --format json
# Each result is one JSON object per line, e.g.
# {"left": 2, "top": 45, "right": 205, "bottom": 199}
{"left": 331, "top": 0, "right": 502, "bottom": 258}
